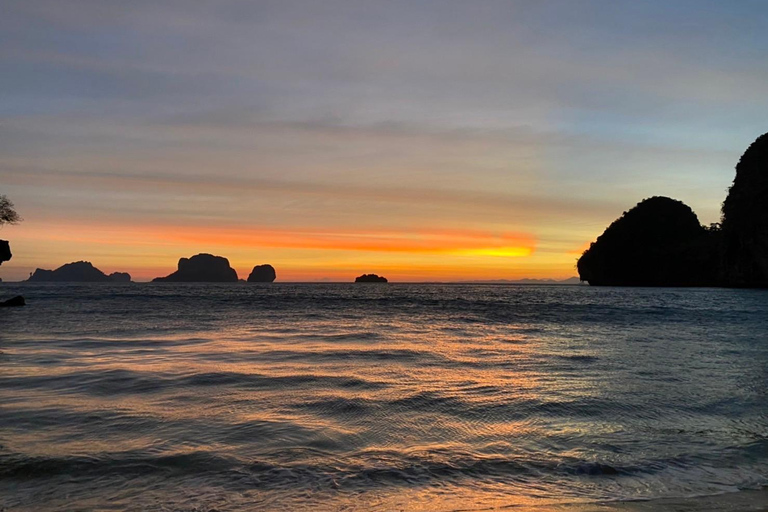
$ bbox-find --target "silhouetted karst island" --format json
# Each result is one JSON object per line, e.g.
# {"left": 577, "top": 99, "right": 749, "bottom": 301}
{"left": 0, "top": 240, "right": 10, "bottom": 265}
{"left": 355, "top": 274, "right": 388, "bottom": 283}
{"left": 153, "top": 254, "right": 238, "bottom": 282}
{"left": 577, "top": 197, "right": 718, "bottom": 286}
{"left": 28, "top": 261, "right": 133, "bottom": 283}
{"left": 722, "top": 132, "right": 768, "bottom": 287}
{"left": 578, "top": 132, "right": 768, "bottom": 287}
{"left": 247, "top": 264, "right": 276, "bottom": 282}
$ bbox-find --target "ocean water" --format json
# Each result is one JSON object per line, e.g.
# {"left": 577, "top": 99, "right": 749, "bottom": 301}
{"left": 0, "top": 283, "right": 767, "bottom": 511}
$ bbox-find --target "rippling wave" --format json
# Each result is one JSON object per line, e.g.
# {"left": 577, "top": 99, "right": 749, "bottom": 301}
{"left": 1, "top": 283, "right": 767, "bottom": 510}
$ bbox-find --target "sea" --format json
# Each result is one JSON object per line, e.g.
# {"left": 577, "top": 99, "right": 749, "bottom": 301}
{"left": 0, "top": 283, "right": 767, "bottom": 511}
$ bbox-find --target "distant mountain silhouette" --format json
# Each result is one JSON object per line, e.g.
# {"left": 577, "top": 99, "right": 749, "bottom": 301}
{"left": 153, "top": 254, "right": 238, "bottom": 282}
{"left": 28, "top": 261, "right": 132, "bottom": 282}
{"left": 579, "top": 132, "right": 768, "bottom": 287}
{"left": 0, "top": 240, "right": 10, "bottom": 265}
{"left": 722, "top": 133, "right": 768, "bottom": 287}
{"left": 355, "top": 274, "right": 388, "bottom": 283}
{"left": 459, "top": 277, "right": 583, "bottom": 285}
{"left": 248, "top": 264, "right": 276, "bottom": 282}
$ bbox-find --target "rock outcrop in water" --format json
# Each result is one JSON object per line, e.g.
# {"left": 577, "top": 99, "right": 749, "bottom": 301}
{"left": 153, "top": 253, "right": 238, "bottom": 282}
{"left": 28, "top": 261, "right": 132, "bottom": 282}
{"left": 247, "top": 264, "right": 276, "bottom": 282}
{"left": 0, "top": 240, "right": 10, "bottom": 265}
{"left": 721, "top": 133, "right": 768, "bottom": 287}
{"left": 0, "top": 295, "right": 25, "bottom": 307}
{"left": 577, "top": 197, "right": 718, "bottom": 286}
{"left": 579, "top": 132, "right": 768, "bottom": 287}
{"left": 355, "top": 274, "right": 388, "bottom": 283}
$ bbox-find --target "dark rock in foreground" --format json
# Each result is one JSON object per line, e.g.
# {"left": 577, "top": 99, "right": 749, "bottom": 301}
{"left": 0, "top": 240, "right": 10, "bottom": 265}
{"left": 577, "top": 197, "right": 718, "bottom": 286}
{"left": 355, "top": 274, "right": 388, "bottom": 283}
{"left": 722, "top": 132, "right": 768, "bottom": 287}
{"left": 28, "top": 261, "right": 132, "bottom": 283}
{"left": 248, "top": 264, "right": 276, "bottom": 282}
{"left": 153, "top": 254, "right": 238, "bottom": 282}
{"left": 0, "top": 295, "right": 25, "bottom": 307}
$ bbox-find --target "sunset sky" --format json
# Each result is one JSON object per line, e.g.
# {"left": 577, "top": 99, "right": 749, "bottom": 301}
{"left": 2, "top": 1, "right": 768, "bottom": 281}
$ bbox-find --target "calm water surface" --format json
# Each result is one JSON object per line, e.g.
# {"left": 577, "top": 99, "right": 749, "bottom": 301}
{"left": 0, "top": 284, "right": 767, "bottom": 511}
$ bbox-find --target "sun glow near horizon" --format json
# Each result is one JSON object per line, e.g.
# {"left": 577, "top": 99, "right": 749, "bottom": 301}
{"left": 0, "top": 220, "right": 575, "bottom": 282}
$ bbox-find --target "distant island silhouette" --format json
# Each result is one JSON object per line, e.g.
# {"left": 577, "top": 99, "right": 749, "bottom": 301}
{"left": 458, "top": 277, "right": 583, "bottom": 285}
{"left": 248, "top": 264, "right": 276, "bottom": 283}
{"left": 109, "top": 272, "right": 132, "bottom": 283}
{"left": 355, "top": 274, "right": 388, "bottom": 283}
{"left": 28, "top": 261, "right": 132, "bottom": 283}
{"left": 579, "top": 132, "right": 768, "bottom": 287}
{"left": 153, "top": 253, "right": 239, "bottom": 282}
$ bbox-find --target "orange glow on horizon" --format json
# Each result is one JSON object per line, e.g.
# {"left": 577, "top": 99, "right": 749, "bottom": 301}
{"left": 11, "top": 221, "right": 536, "bottom": 256}
{"left": 0, "top": 219, "right": 589, "bottom": 282}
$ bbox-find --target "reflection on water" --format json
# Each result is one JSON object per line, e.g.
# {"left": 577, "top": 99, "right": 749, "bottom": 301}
{"left": 0, "top": 284, "right": 767, "bottom": 511}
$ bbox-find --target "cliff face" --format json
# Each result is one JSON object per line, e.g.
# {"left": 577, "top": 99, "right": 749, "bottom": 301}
{"left": 721, "top": 133, "right": 768, "bottom": 287}
{"left": 247, "top": 264, "right": 276, "bottom": 283}
{"left": 153, "top": 254, "right": 239, "bottom": 282}
{"left": 27, "top": 261, "right": 132, "bottom": 282}
{"left": 0, "top": 240, "right": 10, "bottom": 265}
{"left": 577, "top": 197, "right": 718, "bottom": 286}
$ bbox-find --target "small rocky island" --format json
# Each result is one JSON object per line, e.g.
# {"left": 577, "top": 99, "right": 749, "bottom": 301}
{"left": 28, "top": 261, "right": 132, "bottom": 282}
{"left": 355, "top": 274, "right": 388, "bottom": 283}
{"left": 248, "top": 264, "right": 276, "bottom": 282}
{"left": 153, "top": 253, "right": 239, "bottom": 282}
{"left": 578, "top": 132, "right": 768, "bottom": 287}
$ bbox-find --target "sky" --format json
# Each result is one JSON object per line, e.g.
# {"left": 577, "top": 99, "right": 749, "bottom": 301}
{"left": 2, "top": 0, "right": 768, "bottom": 282}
